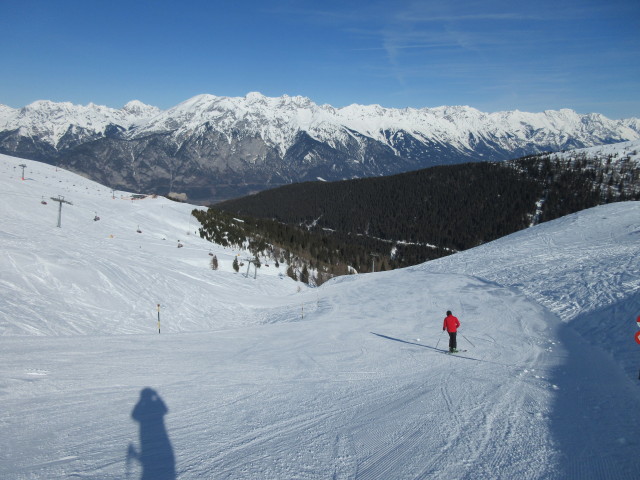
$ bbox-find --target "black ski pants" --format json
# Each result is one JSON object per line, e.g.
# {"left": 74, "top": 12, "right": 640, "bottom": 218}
{"left": 448, "top": 331, "right": 457, "bottom": 351}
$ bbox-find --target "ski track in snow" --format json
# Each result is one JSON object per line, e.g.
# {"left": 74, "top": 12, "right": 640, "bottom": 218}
{"left": 1, "top": 153, "right": 639, "bottom": 479}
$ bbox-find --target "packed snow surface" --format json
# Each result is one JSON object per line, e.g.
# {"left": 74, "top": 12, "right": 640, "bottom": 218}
{"left": 1, "top": 153, "right": 639, "bottom": 479}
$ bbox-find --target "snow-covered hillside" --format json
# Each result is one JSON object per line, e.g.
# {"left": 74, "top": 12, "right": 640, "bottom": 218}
{"left": 523, "top": 139, "right": 640, "bottom": 201}
{"left": 1, "top": 153, "right": 639, "bottom": 479}
{"left": 0, "top": 155, "right": 301, "bottom": 336}
{"left": 551, "top": 138, "right": 640, "bottom": 162}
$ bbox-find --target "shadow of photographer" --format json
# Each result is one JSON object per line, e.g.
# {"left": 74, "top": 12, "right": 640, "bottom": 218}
{"left": 127, "top": 388, "right": 176, "bottom": 480}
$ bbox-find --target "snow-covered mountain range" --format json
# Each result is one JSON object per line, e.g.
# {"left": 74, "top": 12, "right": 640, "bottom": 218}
{"left": 1, "top": 93, "right": 639, "bottom": 202}
{"left": 1, "top": 152, "right": 639, "bottom": 479}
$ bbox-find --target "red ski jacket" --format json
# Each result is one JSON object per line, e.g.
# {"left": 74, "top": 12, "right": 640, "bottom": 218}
{"left": 443, "top": 314, "right": 460, "bottom": 332}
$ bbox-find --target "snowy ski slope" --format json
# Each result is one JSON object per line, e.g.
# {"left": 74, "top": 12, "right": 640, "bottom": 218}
{"left": 0, "top": 153, "right": 639, "bottom": 479}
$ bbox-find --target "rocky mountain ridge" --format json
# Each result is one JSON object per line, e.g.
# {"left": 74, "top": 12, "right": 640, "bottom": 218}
{"left": 1, "top": 93, "right": 639, "bottom": 202}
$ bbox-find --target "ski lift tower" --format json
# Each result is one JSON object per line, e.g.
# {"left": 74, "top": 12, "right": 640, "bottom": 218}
{"left": 19, "top": 164, "right": 27, "bottom": 180}
{"left": 370, "top": 253, "right": 379, "bottom": 273}
{"left": 50, "top": 195, "right": 73, "bottom": 227}
{"left": 244, "top": 257, "right": 259, "bottom": 279}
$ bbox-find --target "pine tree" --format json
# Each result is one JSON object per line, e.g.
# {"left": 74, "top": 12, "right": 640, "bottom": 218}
{"left": 287, "top": 265, "right": 297, "bottom": 281}
{"left": 232, "top": 256, "right": 239, "bottom": 272}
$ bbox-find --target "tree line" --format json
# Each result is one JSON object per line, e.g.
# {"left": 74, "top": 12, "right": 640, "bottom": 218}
{"left": 193, "top": 151, "right": 639, "bottom": 283}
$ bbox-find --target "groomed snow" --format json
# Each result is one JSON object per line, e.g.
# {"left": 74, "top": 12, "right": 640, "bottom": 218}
{"left": 1, "top": 154, "right": 639, "bottom": 479}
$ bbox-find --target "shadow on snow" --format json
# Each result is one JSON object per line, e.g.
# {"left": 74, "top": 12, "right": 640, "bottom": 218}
{"left": 127, "top": 388, "right": 176, "bottom": 480}
{"left": 546, "top": 300, "right": 640, "bottom": 479}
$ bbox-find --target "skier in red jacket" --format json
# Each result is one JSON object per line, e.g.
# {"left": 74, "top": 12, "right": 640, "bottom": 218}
{"left": 443, "top": 310, "right": 461, "bottom": 353}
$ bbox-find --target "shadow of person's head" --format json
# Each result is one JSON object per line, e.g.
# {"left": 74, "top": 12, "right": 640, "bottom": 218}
{"left": 133, "top": 388, "right": 167, "bottom": 421}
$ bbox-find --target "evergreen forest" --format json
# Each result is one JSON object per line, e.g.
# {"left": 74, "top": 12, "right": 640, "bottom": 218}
{"left": 193, "top": 150, "right": 640, "bottom": 284}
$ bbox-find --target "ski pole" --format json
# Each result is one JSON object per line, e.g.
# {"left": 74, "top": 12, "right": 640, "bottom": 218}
{"left": 460, "top": 332, "right": 475, "bottom": 348}
{"left": 436, "top": 329, "right": 444, "bottom": 349}
{"left": 125, "top": 444, "right": 134, "bottom": 480}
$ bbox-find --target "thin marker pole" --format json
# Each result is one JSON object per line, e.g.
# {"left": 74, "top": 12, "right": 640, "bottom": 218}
{"left": 157, "top": 304, "right": 161, "bottom": 334}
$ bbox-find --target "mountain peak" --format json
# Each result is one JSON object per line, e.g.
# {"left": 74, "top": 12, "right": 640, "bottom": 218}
{"left": 245, "top": 91, "right": 267, "bottom": 102}
{"left": 122, "top": 100, "right": 160, "bottom": 117}
{"left": 23, "top": 99, "right": 73, "bottom": 112}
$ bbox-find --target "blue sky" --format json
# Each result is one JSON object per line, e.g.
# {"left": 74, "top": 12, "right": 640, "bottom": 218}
{"left": 1, "top": 0, "right": 639, "bottom": 118}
